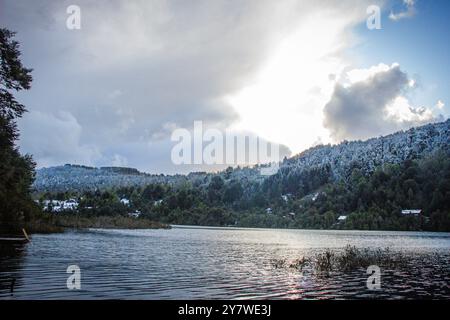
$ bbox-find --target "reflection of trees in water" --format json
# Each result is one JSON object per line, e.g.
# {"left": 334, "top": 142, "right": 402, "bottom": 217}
{"left": 0, "top": 243, "right": 27, "bottom": 297}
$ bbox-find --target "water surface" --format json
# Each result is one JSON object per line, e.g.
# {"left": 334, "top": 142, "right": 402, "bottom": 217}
{"left": 1, "top": 226, "right": 449, "bottom": 299}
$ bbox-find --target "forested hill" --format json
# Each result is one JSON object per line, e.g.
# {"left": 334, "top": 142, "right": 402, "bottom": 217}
{"left": 283, "top": 119, "right": 450, "bottom": 180}
{"left": 34, "top": 119, "right": 450, "bottom": 193}
{"left": 33, "top": 119, "right": 450, "bottom": 231}
{"left": 34, "top": 164, "right": 195, "bottom": 193}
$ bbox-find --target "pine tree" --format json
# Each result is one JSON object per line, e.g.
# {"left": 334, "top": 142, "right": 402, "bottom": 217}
{"left": 0, "top": 28, "right": 37, "bottom": 233}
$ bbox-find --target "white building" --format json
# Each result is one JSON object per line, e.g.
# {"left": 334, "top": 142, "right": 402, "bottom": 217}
{"left": 128, "top": 210, "right": 142, "bottom": 218}
{"left": 265, "top": 208, "right": 273, "bottom": 214}
{"left": 401, "top": 209, "right": 422, "bottom": 215}
{"left": 43, "top": 199, "right": 78, "bottom": 213}
{"left": 337, "top": 215, "right": 347, "bottom": 221}
{"left": 312, "top": 192, "right": 320, "bottom": 201}
{"left": 63, "top": 199, "right": 78, "bottom": 210}
{"left": 120, "top": 198, "right": 130, "bottom": 206}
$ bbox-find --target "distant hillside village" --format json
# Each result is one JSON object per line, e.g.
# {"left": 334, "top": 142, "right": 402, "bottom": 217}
{"left": 37, "top": 197, "right": 143, "bottom": 219}
{"left": 36, "top": 185, "right": 431, "bottom": 230}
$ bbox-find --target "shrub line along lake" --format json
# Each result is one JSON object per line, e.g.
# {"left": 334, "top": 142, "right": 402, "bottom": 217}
{"left": 1, "top": 226, "right": 449, "bottom": 299}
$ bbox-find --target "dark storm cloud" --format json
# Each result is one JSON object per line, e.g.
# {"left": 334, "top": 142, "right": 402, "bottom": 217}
{"left": 2, "top": 0, "right": 304, "bottom": 172}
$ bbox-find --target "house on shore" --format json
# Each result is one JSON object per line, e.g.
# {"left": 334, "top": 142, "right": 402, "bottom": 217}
{"left": 401, "top": 209, "right": 422, "bottom": 216}
{"left": 43, "top": 199, "right": 79, "bottom": 212}
{"left": 128, "top": 210, "right": 142, "bottom": 218}
{"left": 120, "top": 198, "right": 130, "bottom": 206}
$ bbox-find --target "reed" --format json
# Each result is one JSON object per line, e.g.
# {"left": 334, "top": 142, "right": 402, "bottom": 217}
{"left": 271, "top": 245, "right": 408, "bottom": 273}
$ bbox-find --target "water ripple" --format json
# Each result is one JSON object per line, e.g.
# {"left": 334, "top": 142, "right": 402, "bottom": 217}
{"left": 1, "top": 227, "right": 449, "bottom": 299}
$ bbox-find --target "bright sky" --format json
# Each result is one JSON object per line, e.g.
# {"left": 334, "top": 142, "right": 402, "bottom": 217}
{"left": 227, "top": 11, "right": 351, "bottom": 153}
{"left": 229, "top": 0, "right": 449, "bottom": 154}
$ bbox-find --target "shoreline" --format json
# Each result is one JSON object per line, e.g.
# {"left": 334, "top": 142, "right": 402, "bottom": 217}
{"left": 24, "top": 219, "right": 450, "bottom": 235}
{"left": 20, "top": 215, "right": 170, "bottom": 235}
{"left": 170, "top": 224, "right": 450, "bottom": 235}
{"left": 55, "top": 215, "right": 171, "bottom": 230}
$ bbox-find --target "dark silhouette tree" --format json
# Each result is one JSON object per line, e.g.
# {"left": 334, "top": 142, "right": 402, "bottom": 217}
{"left": 0, "top": 28, "right": 37, "bottom": 233}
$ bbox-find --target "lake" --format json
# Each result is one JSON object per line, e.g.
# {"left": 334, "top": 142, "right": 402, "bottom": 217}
{"left": 1, "top": 226, "right": 449, "bottom": 299}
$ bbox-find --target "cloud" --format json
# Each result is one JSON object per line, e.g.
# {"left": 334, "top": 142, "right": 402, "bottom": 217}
{"left": 2, "top": 0, "right": 298, "bottom": 171}
{"left": 111, "top": 154, "right": 128, "bottom": 167}
{"left": 18, "top": 111, "right": 101, "bottom": 167}
{"left": 389, "top": 0, "right": 416, "bottom": 21}
{"left": 151, "top": 122, "right": 179, "bottom": 141}
{"left": 227, "top": 0, "right": 380, "bottom": 154}
{"left": 1, "top": 0, "right": 376, "bottom": 172}
{"left": 323, "top": 63, "right": 439, "bottom": 141}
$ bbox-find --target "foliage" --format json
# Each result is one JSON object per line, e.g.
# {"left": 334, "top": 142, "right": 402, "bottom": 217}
{"left": 36, "top": 151, "right": 450, "bottom": 231}
{"left": 0, "top": 28, "right": 40, "bottom": 233}
{"left": 271, "top": 245, "right": 409, "bottom": 273}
